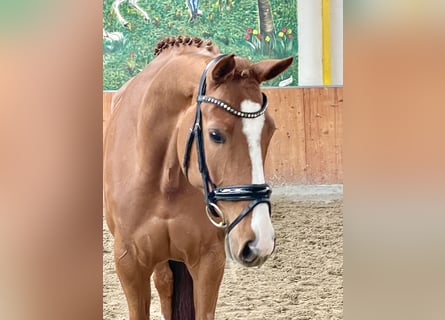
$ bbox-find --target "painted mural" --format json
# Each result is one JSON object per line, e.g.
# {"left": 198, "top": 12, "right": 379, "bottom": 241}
{"left": 103, "top": 0, "right": 298, "bottom": 90}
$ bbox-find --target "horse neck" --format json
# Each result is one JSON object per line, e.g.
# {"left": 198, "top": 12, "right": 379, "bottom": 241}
{"left": 135, "top": 53, "right": 209, "bottom": 192}
{"left": 137, "top": 53, "right": 208, "bottom": 139}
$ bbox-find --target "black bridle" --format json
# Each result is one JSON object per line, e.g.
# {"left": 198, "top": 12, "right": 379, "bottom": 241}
{"left": 182, "top": 55, "right": 272, "bottom": 234}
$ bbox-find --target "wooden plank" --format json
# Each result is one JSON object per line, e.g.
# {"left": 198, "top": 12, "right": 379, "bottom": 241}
{"left": 333, "top": 87, "right": 343, "bottom": 182}
{"left": 263, "top": 88, "right": 307, "bottom": 184}
{"left": 303, "top": 87, "right": 343, "bottom": 183}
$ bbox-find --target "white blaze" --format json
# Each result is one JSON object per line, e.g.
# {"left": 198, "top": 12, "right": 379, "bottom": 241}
{"left": 240, "top": 100, "right": 275, "bottom": 256}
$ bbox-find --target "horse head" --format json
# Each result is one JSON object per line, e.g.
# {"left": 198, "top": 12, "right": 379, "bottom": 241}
{"left": 179, "top": 54, "right": 293, "bottom": 267}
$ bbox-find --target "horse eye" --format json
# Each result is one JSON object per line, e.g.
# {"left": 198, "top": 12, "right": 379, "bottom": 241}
{"left": 208, "top": 129, "right": 226, "bottom": 144}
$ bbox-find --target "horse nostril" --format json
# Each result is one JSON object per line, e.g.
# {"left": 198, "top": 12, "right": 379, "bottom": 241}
{"left": 241, "top": 241, "right": 257, "bottom": 263}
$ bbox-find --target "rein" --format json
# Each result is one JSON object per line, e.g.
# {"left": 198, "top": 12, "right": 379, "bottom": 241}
{"left": 182, "top": 55, "right": 272, "bottom": 234}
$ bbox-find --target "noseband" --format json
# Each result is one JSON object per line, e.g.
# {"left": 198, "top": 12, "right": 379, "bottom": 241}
{"left": 182, "top": 55, "right": 272, "bottom": 234}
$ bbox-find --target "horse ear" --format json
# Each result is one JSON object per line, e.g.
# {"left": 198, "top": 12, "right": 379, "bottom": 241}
{"left": 253, "top": 56, "right": 294, "bottom": 83}
{"left": 211, "top": 54, "right": 236, "bottom": 83}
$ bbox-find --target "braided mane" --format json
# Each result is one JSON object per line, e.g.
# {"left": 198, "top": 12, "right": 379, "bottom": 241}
{"left": 154, "top": 36, "right": 218, "bottom": 56}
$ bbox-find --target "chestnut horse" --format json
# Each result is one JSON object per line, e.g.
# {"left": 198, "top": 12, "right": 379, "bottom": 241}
{"left": 104, "top": 36, "right": 292, "bottom": 320}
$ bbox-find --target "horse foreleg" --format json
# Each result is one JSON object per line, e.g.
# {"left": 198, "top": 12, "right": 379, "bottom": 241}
{"left": 189, "top": 252, "right": 226, "bottom": 320}
{"left": 128, "top": 0, "right": 150, "bottom": 23}
{"left": 153, "top": 261, "right": 173, "bottom": 320}
{"left": 112, "top": 0, "right": 129, "bottom": 27}
{"left": 114, "top": 241, "right": 152, "bottom": 320}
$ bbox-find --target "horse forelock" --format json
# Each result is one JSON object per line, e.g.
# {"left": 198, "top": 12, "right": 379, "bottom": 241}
{"left": 232, "top": 58, "right": 256, "bottom": 80}
{"left": 153, "top": 36, "right": 220, "bottom": 56}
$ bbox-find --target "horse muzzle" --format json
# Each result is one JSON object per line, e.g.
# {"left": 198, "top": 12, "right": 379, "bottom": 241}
{"left": 225, "top": 235, "right": 275, "bottom": 267}
{"left": 239, "top": 239, "right": 274, "bottom": 267}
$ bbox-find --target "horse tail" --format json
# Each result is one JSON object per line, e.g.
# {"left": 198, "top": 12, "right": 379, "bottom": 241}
{"left": 168, "top": 260, "right": 195, "bottom": 320}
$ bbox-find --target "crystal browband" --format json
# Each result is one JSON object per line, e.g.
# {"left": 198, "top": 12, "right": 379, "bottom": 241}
{"left": 197, "top": 93, "right": 268, "bottom": 119}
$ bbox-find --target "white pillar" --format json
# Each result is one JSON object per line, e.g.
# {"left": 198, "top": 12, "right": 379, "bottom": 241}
{"left": 298, "top": 0, "right": 323, "bottom": 86}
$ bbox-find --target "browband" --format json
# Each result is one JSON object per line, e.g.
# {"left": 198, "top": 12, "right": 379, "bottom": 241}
{"left": 197, "top": 93, "right": 268, "bottom": 118}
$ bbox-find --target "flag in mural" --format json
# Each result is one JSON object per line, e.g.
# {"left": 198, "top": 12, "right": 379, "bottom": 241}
{"left": 103, "top": 0, "right": 298, "bottom": 90}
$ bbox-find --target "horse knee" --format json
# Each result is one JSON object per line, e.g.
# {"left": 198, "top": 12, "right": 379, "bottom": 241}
{"left": 114, "top": 243, "right": 142, "bottom": 277}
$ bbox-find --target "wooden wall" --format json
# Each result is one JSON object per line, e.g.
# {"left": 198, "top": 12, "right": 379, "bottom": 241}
{"left": 103, "top": 87, "right": 343, "bottom": 184}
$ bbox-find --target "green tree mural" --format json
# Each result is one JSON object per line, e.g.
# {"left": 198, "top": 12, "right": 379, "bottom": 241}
{"left": 103, "top": 0, "right": 298, "bottom": 89}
